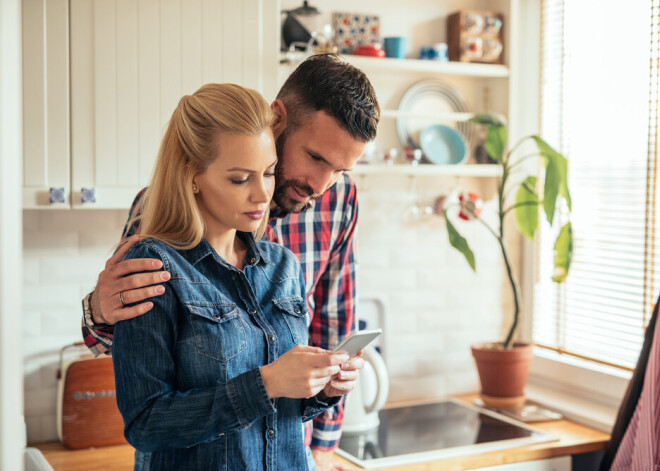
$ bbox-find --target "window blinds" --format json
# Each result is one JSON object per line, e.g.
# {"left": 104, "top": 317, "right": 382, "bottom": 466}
{"left": 533, "top": 0, "right": 655, "bottom": 370}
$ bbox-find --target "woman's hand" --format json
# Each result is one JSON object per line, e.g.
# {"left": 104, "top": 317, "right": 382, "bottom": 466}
{"left": 260, "top": 345, "right": 349, "bottom": 399}
{"left": 322, "top": 353, "right": 365, "bottom": 398}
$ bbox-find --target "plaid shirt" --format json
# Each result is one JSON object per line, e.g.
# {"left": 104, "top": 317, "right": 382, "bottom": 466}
{"left": 81, "top": 173, "right": 358, "bottom": 451}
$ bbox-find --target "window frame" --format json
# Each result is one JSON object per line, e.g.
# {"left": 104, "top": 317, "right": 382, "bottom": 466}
{"left": 515, "top": 0, "right": 631, "bottom": 428}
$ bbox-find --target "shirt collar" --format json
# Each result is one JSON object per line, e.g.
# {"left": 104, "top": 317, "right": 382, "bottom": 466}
{"left": 180, "top": 232, "right": 270, "bottom": 267}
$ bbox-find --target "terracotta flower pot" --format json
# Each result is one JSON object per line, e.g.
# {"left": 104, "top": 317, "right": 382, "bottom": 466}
{"left": 471, "top": 342, "right": 533, "bottom": 409}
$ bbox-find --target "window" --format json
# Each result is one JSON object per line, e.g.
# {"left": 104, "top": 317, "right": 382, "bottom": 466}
{"left": 533, "top": 0, "right": 656, "bottom": 370}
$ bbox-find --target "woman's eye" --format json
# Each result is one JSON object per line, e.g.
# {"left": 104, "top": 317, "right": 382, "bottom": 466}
{"left": 265, "top": 172, "right": 275, "bottom": 177}
{"left": 230, "top": 179, "right": 248, "bottom": 185}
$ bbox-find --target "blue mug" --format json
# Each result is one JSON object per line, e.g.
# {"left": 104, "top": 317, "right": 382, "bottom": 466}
{"left": 384, "top": 37, "right": 406, "bottom": 59}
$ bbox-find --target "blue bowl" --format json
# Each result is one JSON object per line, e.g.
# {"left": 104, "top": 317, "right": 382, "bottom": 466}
{"left": 419, "top": 124, "right": 467, "bottom": 165}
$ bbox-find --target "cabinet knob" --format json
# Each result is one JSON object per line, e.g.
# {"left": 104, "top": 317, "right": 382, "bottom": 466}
{"left": 49, "top": 187, "right": 66, "bottom": 204}
{"left": 81, "top": 187, "right": 96, "bottom": 203}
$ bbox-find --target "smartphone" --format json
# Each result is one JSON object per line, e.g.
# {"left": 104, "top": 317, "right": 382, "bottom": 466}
{"left": 332, "top": 329, "right": 382, "bottom": 358}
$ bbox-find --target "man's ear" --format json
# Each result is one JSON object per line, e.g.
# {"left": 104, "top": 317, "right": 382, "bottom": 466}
{"left": 271, "top": 99, "right": 287, "bottom": 138}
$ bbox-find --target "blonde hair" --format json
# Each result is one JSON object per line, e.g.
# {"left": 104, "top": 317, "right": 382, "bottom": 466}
{"left": 129, "top": 83, "right": 274, "bottom": 250}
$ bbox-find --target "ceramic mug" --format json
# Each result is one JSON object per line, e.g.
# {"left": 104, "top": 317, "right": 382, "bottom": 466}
{"left": 383, "top": 36, "right": 406, "bottom": 59}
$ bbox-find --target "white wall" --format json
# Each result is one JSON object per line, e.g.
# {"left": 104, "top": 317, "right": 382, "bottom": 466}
{"left": 1, "top": 0, "right": 26, "bottom": 467}
{"left": 23, "top": 210, "right": 127, "bottom": 443}
{"left": 355, "top": 176, "right": 503, "bottom": 400}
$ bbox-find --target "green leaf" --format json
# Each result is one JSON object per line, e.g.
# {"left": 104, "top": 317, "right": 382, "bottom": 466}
{"left": 531, "top": 136, "right": 566, "bottom": 224}
{"left": 468, "top": 113, "right": 507, "bottom": 127}
{"left": 484, "top": 125, "right": 507, "bottom": 162}
{"left": 552, "top": 223, "right": 573, "bottom": 283}
{"left": 514, "top": 176, "right": 539, "bottom": 240}
{"left": 443, "top": 209, "right": 476, "bottom": 271}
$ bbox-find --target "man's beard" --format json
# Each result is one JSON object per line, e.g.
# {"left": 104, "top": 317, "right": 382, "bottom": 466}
{"left": 273, "top": 132, "right": 321, "bottom": 213}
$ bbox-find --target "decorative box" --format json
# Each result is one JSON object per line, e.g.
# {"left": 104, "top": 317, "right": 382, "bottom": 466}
{"left": 447, "top": 10, "right": 504, "bottom": 64}
{"left": 333, "top": 12, "right": 380, "bottom": 54}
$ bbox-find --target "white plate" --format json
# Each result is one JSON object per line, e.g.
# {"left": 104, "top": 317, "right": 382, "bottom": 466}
{"left": 396, "top": 79, "right": 474, "bottom": 150}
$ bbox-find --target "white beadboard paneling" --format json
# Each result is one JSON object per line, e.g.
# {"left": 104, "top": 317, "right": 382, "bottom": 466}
{"left": 116, "top": 0, "right": 140, "bottom": 187}
{"left": 94, "top": 0, "right": 118, "bottom": 187}
{"left": 181, "top": 0, "right": 203, "bottom": 94}
{"left": 159, "top": 0, "right": 182, "bottom": 126}
{"left": 202, "top": 0, "right": 223, "bottom": 83}
{"left": 45, "top": 0, "right": 70, "bottom": 187}
{"left": 70, "top": 0, "right": 96, "bottom": 203}
{"left": 22, "top": 0, "right": 70, "bottom": 203}
{"left": 22, "top": 0, "right": 46, "bottom": 188}
{"left": 241, "top": 0, "right": 261, "bottom": 91}
{"left": 221, "top": 0, "right": 243, "bottom": 84}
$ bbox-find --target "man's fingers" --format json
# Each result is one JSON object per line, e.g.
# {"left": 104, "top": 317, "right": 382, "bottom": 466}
{"left": 114, "top": 271, "right": 170, "bottom": 293}
{"left": 118, "top": 284, "right": 166, "bottom": 307}
{"left": 111, "top": 301, "right": 155, "bottom": 322}
{"left": 108, "top": 258, "right": 165, "bottom": 278}
{"left": 106, "top": 235, "right": 140, "bottom": 267}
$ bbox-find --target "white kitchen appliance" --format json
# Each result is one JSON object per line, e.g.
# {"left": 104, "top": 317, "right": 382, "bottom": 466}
{"left": 341, "top": 346, "right": 389, "bottom": 433}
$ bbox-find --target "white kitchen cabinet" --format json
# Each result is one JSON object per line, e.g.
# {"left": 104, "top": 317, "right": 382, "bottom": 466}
{"left": 22, "top": 0, "right": 280, "bottom": 209}
{"left": 22, "top": 0, "right": 70, "bottom": 208}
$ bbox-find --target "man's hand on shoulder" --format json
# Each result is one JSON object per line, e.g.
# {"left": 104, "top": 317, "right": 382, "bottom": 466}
{"left": 90, "top": 235, "right": 170, "bottom": 325}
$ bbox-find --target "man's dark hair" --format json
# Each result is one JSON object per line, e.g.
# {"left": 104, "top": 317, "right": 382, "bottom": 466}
{"left": 276, "top": 54, "right": 380, "bottom": 142}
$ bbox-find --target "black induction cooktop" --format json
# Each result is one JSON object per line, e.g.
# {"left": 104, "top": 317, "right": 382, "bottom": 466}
{"left": 336, "top": 399, "right": 556, "bottom": 469}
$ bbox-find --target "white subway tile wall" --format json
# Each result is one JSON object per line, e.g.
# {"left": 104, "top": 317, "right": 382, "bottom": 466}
{"left": 23, "top": 177, "right": 505, "bottom": 443}
{"left": 23, "top": 209, "right": 128, "bottom": 443}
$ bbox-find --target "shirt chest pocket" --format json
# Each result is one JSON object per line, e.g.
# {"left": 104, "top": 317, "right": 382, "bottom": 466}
{"left": 186, "top": 302, "right": 247, "bottom": 362}
{"left": 272, "top": 298, "right": 309, "bottom": 346}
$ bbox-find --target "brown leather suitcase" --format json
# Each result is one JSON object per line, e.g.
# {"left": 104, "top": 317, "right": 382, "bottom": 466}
{"left": 56, "top": 342, "right": 128, "bottom": 449}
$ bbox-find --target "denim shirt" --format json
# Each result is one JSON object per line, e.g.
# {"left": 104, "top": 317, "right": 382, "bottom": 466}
{"left": 112, "top": 233, "right": 340, "bottom": 470}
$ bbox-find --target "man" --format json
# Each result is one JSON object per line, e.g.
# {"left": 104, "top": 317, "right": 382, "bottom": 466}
{"left": 81, "top": 54, "right": 380, "bottom": 471}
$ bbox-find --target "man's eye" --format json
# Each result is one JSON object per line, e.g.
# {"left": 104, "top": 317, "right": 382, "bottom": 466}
{"left": 309, "top": 153, "right": 322, "bottom": 162}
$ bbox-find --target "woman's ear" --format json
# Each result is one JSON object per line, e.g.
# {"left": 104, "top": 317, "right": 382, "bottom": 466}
{"left": 192, "top": 178, "right": 199, "bottom": 193}
{"left": 271, "top": 99, "right": 287, "bottom": 139}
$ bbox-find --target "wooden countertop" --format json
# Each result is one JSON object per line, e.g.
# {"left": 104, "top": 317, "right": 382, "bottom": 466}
{"left": 34, "top": 394, "right": 609, "bottom": 471}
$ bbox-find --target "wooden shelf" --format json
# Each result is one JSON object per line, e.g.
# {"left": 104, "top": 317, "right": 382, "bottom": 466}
{"left": 280, "top": 53, "right": 510, "bottom": 78}
{"left": 351, "top": 164, "right": 502, "bottom": 177}
{"left": 340, "top": 55, "right": 509, "bottom": 78}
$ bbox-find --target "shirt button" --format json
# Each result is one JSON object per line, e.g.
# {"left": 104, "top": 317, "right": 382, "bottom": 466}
{"left": 249, "top": 307, "right": 257, "bottom": 314}
{"left": 267, "top": 429, "right": 275, "bottom": 438}
{"left": 250, "top": 257, "right": 256, "bottom": 263}
{"left": 294, "top": 309, "right": 301, "bottom": 314}
{"left": 269, "top": 335, "right": 276, "bottom": 343}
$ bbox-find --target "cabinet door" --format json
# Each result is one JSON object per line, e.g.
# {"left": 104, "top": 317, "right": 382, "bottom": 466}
{"left": 22, "top": 0, "right": 70, "bottom": 208}
{"left": 70, "top": 0, "right": 279, "bottom": 209}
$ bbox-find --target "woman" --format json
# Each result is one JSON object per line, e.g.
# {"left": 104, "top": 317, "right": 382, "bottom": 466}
{"left": 112, "top": 83, "right": 349, "bottom": 470}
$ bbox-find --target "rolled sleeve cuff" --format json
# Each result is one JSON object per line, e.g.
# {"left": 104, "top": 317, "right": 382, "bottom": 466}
{"left": 226, "top": 367, "right": 276, "bottom": 427}
{"left": 303, "top": 394, "right": 341, "bottom": 422}
{"left": 81, "top": 293, "right": 113, "bottom": 357}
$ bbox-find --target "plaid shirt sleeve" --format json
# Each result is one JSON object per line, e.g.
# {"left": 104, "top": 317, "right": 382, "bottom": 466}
{"left": 308, "top": 178, "right": 359, "bottom": 451}
{"left": 80, "top": 189, "right": 146, "bottom": 356}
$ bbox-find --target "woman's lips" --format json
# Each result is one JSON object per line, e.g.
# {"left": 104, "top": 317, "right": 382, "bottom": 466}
{"left": 244, "top": 210, "right": 265, "bottom": 220}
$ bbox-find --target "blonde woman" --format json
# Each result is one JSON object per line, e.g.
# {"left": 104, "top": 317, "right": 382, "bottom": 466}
{"left": 111, "top": 83, "right": 350, "bottom": 470}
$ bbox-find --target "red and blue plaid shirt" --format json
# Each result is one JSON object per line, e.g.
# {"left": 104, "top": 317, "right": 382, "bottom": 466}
{"left": 81, "top": 174, "right": 358, "bottom": 450}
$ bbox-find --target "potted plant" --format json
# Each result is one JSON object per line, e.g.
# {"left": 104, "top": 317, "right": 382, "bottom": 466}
{"left": 442, "top": 113, "right": 573, "bottom": 409}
